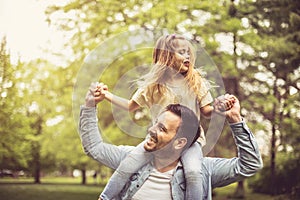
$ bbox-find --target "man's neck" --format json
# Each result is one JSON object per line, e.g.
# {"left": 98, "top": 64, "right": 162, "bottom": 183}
{"left": 153, "top": 158, "right": 179, "bottom": 173}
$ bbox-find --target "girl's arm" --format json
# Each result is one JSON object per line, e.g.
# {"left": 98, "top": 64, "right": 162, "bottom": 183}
{"left": 200, "top": 94, "right": 236, "bottom": 118}
{"left": 200, "top": 104, "right": 214, "bottom": 118}
{"left": 96, "top": 83, "right": 140, "bottom": 112}
{"left": 104, "top": 91, "right": 140, "bottom": 112}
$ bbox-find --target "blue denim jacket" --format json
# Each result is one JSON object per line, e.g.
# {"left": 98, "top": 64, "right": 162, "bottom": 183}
{"left": 79, "top": 106, "right": 263, "bottom": 200}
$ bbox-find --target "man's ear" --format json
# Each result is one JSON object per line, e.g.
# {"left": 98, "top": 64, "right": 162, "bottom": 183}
{"left": 173, "top": 138, "right": 187, "bottom": 150}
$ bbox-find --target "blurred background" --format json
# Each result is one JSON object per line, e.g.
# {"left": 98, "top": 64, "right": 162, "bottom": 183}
{"left": 0, "top": 0, "right": 299, "bottom": 199}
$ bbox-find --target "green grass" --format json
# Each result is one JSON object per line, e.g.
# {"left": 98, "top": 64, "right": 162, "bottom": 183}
{"left": 213, "top": 182, "right": 277, "bottom": 200}
{"left": 0, "top": 183, "right": 101, "bottom": 200}
{"left": 0, "top": 177, "right": 286, "bottom": 200}
{"left": 0, "top": 177, "right": 104, "bottom": 200}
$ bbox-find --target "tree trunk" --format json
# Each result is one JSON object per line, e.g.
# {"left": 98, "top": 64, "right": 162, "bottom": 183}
{"left": 33, "top": 145, "right": 41, "bottom": 184}
{"left": 270, "top": 81, "right": 279, "bottom": 195}
{"left": 32, "top": 116, "right": 43, "bottom": 184}
{"left": 270, "top": 104, "right": 277, "bottom": 195}
{"left": 81, "top": 169, "right": 86, "bottom": 185}
{"left": 233, "top": 180, "right": 245, "bottom": 198}
{"left": 33, "top": 161, "right": 41, "bottom": 183}
{"left": 223, "top": 75, "right": 245, "bottom": 198}
{"left": 231, "top": 29, "right": 245, "bottom": 199}
{"left": 270, "top": 122, "right": 276, "bottom": 194}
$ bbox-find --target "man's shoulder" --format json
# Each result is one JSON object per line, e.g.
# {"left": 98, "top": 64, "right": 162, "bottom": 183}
{"left": 117, "top": 145, "right": 137, "bottom": 154}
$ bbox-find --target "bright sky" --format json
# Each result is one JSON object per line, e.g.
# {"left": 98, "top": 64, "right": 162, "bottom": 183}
{"left": 0, "top": 0, "right": 237, "bottom": 66}
{"left": 0, "top": 0, "right": 66, "bottom": 65}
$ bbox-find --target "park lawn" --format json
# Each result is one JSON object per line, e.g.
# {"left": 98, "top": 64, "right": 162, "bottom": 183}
{"left": 0, "top": 177, "right": 280, "bottom": 200}
{"left": 213, "top": 182, "right": 274, "bottom": 200}
{"left": 0, "top": 177, "right": 104, "bottom": 200}
{"left": 0, "top": 183, "right": 102, "bottom": 200}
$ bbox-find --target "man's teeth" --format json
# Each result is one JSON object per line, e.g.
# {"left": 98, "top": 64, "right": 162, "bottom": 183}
{"left": 150, "top": 136, "right": 157, "bottom": 143}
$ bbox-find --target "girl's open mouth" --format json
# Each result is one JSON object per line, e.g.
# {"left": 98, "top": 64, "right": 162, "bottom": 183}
{"left": 183, "top": 60, "right": 190, "bottom": 67}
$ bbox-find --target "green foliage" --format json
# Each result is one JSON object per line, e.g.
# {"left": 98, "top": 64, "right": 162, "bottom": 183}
{"left": 0, "top": 37, "right": 32, "bottom": 170}
{"left": 0, "top": 0, "right": 298, "bottom": 192}
{"left": 249, "top": 153, "right": 300, "bottom": 198}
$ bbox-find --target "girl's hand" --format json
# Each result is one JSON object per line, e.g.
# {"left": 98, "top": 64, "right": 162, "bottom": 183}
{"left": 85, "top": 82, "right": 105, "bottom": 107}
{"left": 213, "top": 94, "right": 236, "bottom": 113}
{"left": 95, "top": 82, "right": 109, "bottom": 97}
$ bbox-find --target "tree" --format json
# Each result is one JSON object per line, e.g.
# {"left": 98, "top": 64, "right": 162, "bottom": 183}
{"left": 18, "top": 58, "right": 79, "bottom": 183}
{"left": 45, "top": 0, "right": 300, "bottom": 195}
{"left": 43, "top": 0, "right": 250, "bottom": 189}
{"left": 0, "top": 37, "right": 32, "bottom": 173}
{"left": 237, "top": 0, "right": 300, "bottom": 195}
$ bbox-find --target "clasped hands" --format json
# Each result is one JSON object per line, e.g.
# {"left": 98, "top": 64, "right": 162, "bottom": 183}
{"left": 86, "top": 82, "right": 241, "bottom": 123}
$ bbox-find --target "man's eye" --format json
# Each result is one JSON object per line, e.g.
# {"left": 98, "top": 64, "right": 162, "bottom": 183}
{"left": 158, "top": 125, "right": 166, "bottom": 132}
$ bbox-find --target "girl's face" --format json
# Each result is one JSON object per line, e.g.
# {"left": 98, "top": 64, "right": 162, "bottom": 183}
{"left": 172, "top": 39, "right": 191, "bottom": 74}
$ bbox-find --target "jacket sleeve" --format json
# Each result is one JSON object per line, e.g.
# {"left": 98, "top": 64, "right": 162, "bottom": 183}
{"left": 79, "top": 106, "right": 134, "bottom": 170}
{"left": 208, "top": 120, "right": 263, "bottom": 188}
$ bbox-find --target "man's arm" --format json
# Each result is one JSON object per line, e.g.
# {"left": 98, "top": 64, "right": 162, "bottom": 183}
{"left": 79, "top": 83, "right": 134, "bottom": 169}
{"left": 208, "top": 95, "right": 263, "bottom": 188}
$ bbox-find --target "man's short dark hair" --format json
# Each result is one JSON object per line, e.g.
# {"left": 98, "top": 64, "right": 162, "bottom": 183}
{"left": 165, "top": 104, "right": 201, "bottom": 149}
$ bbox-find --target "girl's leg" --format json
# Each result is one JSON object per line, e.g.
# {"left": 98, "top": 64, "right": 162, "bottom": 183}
{"left": 100, "top": 141, "right": 152, "bottom": 200}
{"left": 181, "top": 142, "right": 204, "bottom": 200}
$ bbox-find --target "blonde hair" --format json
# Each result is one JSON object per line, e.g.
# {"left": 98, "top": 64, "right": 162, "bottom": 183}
{"left": 136, "top": 34, "right": 207, "bottom": 102}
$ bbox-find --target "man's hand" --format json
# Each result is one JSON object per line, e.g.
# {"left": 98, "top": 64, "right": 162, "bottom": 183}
{"left": 95, "top": 82, "right": 109, "bottom": 97}
{"left": 214, "top": 94, "right": 242, "bottom": 123}
{"left": 213, "top": 94, "right": 235, "bottom": 112}
{"left": 85, "top": 82, "right": 105, "bottom": 107}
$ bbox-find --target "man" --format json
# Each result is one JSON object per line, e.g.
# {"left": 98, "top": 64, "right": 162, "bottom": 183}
{"left": 79, "top": 83, "right": 263, "bottom": 200}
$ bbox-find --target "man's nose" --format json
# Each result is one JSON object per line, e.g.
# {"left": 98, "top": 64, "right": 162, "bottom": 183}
{"left": 148, "top": 125, "right": 157, "bottom": 136}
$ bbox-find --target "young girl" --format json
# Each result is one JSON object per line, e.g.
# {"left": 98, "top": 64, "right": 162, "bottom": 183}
{"left": 96, "top": 34, "right": 234, "bottom": 200}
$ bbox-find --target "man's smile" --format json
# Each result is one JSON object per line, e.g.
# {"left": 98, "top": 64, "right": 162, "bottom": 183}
{"left": 146, "top": 134, "right": 158, "bottom": 145}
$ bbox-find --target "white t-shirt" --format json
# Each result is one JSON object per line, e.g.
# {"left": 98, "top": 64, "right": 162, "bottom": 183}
{"left": 131, "top": 167, "right": 175, "bottom": 200}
